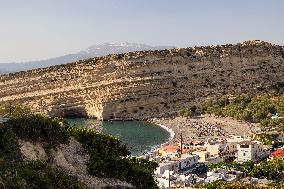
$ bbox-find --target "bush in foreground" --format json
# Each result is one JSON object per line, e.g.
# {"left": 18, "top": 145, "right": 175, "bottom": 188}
{"left": 68, "top": 126, "right": 159, "bottom": 189}
{"left": 0, "top": 160, "right": 88, "bottom": 189}
{"left": 4, "top": 114, "right": 69, "bottom": 147}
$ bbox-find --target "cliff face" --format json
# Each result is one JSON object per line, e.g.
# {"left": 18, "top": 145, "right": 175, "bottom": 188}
{"left": 0, "top": 40, "right": 284, "bottom": 120}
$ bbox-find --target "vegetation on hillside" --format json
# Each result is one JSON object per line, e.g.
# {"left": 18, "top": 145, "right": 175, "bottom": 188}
{"left": 209, "top": 157, "right": 284, "bottom": 180}
{"left": 256, "top": 133, "right": 280, "bottom": 145}
{"left": 180, "top": 93, "right": 284, "bottom": 131}
{"left": 0, "top": 160, "right": 88, "bottom": 189}
{"left": 203, "top": 180, "right": 284, "bottom": 189}
{"left": 0, "top": 124, "right": 21, "bottom": 162}
{"left": 5, "top": 114, "right": 69, "bottom": 147}
{"left": 68, "top": 126, "right": 159, "bottom": 189}
{"left": 0, "top": 105, "right": 88, "bottom": 188}
{"left": 179, "top": 103, "right": 197, "bottom": 117}
{"left": 0, "top": 104, "right": 159, "bottom": 188}
{"left": 204, "top": 158, "right": 284, "bottom": 189}
{"left": 0, "top": 103, "right": 32, "bottom": 118}
{"left": 203, "top": 181, "right": 258, "bottom": 189}
{"left": 201, "top": 94, "right": 283, "bottom": 122}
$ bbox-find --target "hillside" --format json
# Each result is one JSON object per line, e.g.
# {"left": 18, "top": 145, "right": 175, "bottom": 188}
{"left": 0, "top": 42, "right": 174, "bottom": 73}
{"left": 0, "top": 106, "right": 158, "bottom": 188}
{"left": 0, "top": 40, "right": 283, "bottom": 120}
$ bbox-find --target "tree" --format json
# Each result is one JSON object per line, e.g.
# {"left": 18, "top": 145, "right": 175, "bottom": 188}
{"left": 180, "top": 103, "right": 197, "bottom": 117}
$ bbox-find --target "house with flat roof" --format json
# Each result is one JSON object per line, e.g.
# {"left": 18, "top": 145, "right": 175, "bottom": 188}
{"left": 236, "top": 141, "right": 269, "bottom": 162}
{"left": 204, "top": 140, "right": 237, "bottom": 161}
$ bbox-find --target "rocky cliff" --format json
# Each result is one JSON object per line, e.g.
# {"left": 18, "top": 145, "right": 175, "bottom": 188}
{"left": 0, "top": 40, "right": 283, "bottom": 120}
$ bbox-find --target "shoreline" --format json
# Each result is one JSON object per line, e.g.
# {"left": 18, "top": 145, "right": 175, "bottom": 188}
{"left": 68, "top": 116, "right": 261, "bottom": 157}
{"left": 150, "top": 115, "right": 261, "bottom": 146}
{"left": 138, "top": 122, "right": 176, "bottom": 157}
{"left": 156, "top": 123, "right": 175, "bottom": 143}
{"left": 152, "top": 123, "right": 176, "bottom": 149}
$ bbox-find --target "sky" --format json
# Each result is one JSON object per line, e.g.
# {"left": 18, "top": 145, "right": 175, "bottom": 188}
{"left": 0, "top": 0, "right": 283, "bottom": 62}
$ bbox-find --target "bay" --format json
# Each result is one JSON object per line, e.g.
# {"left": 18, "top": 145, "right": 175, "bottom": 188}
{"left": 67, "top": 118, "right": 170, "bottom": 156}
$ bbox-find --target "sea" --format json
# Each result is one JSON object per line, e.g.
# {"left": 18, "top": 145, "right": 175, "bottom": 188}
{"left": 67, "top": 118, "right": 171, "bottom": 156}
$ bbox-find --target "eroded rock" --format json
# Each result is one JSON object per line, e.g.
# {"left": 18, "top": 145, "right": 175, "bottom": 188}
{"left": 0, "top": 40, "right": 283, "bottom": 120}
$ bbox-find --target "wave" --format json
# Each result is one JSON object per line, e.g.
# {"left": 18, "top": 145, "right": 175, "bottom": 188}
{"left": 139, "top": 123, "right": 175, "bottom": 157}
{"left": 156, "top": 123, "right": 175, "bottom": 143}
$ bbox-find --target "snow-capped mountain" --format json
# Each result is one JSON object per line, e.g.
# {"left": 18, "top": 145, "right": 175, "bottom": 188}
{"left": 0, "top": 42, "right": 174, "bottom": 74}
{"left": 81, "top": 42, "right": 172, "bottom": 55}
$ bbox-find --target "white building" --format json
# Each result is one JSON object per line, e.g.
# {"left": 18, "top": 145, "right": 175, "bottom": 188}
{"left": 192, "top": 150, "right": 223, "bottom": 165}
{"left": 155, "top": 154, "right": 199, "bottom": 175}
{"left": 175, "top": 154, "right": 199, "bottom": 172}
{"left": 205, "top": 169, "right": 242, "bottom": 183}
{"left": 204, "top": 140, "right": 237, "bottom": 161}
{"left": 155, "top": 162, "right": 176, "bottom": 175}
{"left": 236, "top": 141, "right": 269, "bottom": 162}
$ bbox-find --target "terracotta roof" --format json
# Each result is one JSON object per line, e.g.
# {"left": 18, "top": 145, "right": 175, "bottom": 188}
{"left": 271, "top": 148, "right": 284, "bottom": 158}
{"left": 191, "top": 141, "right": 202, "bottom": 145}
{"left": 159, "top": 145, "right": 179, "bottom": 152}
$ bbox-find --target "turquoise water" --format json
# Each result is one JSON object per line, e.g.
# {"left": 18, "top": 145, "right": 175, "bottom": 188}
{"left": 67, "top": 118, "right": 170, "bottom": 156}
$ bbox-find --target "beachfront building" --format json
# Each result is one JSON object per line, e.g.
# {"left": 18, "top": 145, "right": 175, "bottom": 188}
{"left": 157, "top": 145, "right": 180, "bottom": 157}
{"left": 192, "top": 150, "right": 223, "bottom": 165}
{"left": 236, "top": 141, "right": 269, "bottom": 163}
{"left": 204, "top": 140, "right": 237, "bottom": 161}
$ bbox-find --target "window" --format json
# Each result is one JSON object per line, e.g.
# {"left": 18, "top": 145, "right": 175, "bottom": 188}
{"left": 243, "top": 153, "right": 246, "bottom": 156}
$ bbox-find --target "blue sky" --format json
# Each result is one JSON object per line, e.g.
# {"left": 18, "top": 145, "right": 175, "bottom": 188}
{"left": 0, "top": 0, "right": 283, "bottom": 62}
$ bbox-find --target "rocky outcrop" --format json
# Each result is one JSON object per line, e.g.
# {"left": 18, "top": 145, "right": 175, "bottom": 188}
{"left": 0, "top": 40, "right": 283, "bottom": 120}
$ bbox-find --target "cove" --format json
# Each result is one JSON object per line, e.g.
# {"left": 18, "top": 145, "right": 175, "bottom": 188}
{"left": 67, "top": 118, "right": 170, "bottom": 156}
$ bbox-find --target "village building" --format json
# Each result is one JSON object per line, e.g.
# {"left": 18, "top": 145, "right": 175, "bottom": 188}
{"left": 157, "top": 145, "right": 180, "bottom": 157}
{"left": 174, "top": 154, "right": 199, "bottom": 172}
{"left": 205, "top": 168, "right": 242, "bottom": 183}
{"left": 155, "top": 162, "right": 177, "bottom": 175}
{"left": 236, "top": 141, "right": 269, "bottom": 162}
{"left": 155, "top": 153, "right": 199, "bottom": 174}
{"left": 204, "top": 140, "right": 237, "bottom": 161}
{"left": 192, "top": 150, "right": 223, "bottom": 165}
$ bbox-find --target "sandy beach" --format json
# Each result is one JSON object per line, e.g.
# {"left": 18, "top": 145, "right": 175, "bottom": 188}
{"left": 151, "top": 114, "right": 261, "bottom": 145}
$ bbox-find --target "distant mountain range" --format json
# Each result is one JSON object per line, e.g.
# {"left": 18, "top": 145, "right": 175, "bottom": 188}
{"left": 0, "top": 42, "right": 174, "bottom": 74}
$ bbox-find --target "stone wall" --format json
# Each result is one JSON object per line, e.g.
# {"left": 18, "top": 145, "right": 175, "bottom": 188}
{"left": 0, "top": 40, "right": 283, "bottom": 120}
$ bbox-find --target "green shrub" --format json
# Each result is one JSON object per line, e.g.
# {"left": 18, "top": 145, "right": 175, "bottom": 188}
{"left": 68, "top": 126, "right": 158, "bottom": 189}
{"left": 68, "top": 126, "right": 129, "bottom": 157}
{"left": 209, "top": 158, "right": 284, "bottom": 181}
{"left": 200, "top": 93, "right": 284, "bottom": 126}
{"left": 250, "top": 157, "right": 284, "bottom": 180}
{"left": 180, "top": 103, "right": 197, "bottom": 117}
{"left": 4, "top": 114, "right": 69, "bottom": 147}
{"left": 203, "top": 181, "right": 258, "bottom": 189}
{"left": 257, "top": 133, "right": 278, "bottom": 145}
{"left": 260, "top": 118, "right": 284, "bottom": 130}
{"left": 0, "top": 124, "right": 21, "bottom": 162}
{"left": 0, "top": 103, "right": 32, "bottom": 118}
{"left": 0, "top": 160, "right": 88, "bottom": 189}
{"left": 209, "top": 160, "right": 254, "bottom": 175}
